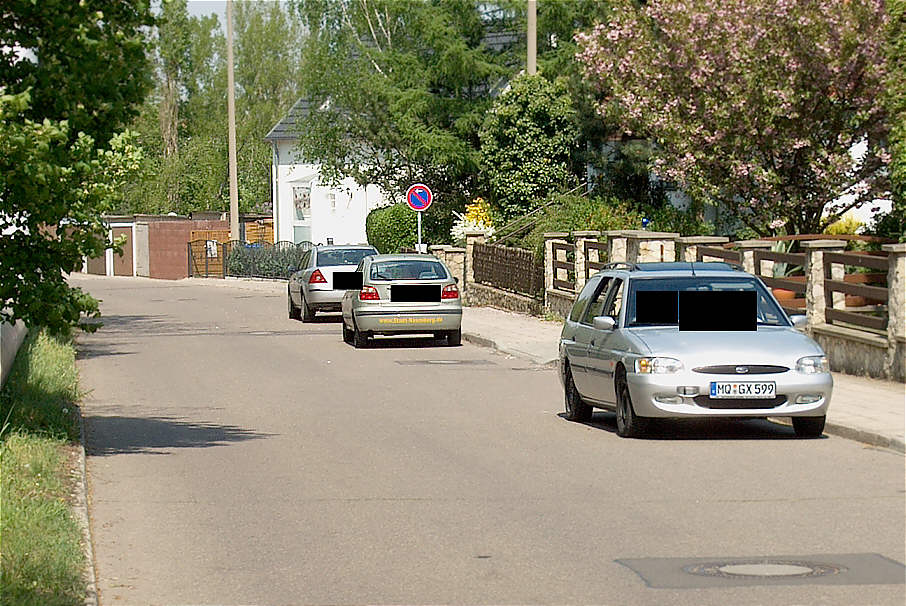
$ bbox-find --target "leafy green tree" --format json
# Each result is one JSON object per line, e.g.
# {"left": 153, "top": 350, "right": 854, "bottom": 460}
{"left": 479, "top": 74, "right": 578, "bottom": 222}
{"left": 577, "top": 0, "right": 890, "bottom": 235}
{"left": 0, "top": 1, "right": 153, "bottom": 333}
{"left": 289, "top": 0, "right": 522, "bottom": 239}
{"left": 876, "top": 0, "right": 906, "bottom": 241}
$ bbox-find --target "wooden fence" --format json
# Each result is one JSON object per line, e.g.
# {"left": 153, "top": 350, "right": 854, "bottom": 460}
{"left": 822, "top": 251, "right": 889, "bottom": 332}
{"left": 473, "top": 242, "right": 544, "bottom": 298}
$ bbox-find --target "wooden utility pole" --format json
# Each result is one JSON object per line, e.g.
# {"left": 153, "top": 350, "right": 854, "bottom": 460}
{"left": 527, "top": 0, "right": 537, "bottom": 75}
{"left": 226, "top": 0, "right": 240, "bottom": 241}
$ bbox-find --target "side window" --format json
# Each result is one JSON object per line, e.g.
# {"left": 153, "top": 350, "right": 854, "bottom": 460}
{"left": 568, "top": 276, "right": 602, "bottom": 322}
{"left": 604, "top": 279, "right": 625, "bottom": 322}
{"left": 580, "top": 277, "right": 613, "bottom": 325}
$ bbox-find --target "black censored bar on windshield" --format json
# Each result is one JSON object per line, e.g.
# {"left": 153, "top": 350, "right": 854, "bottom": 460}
{"left": 679, "top": 290, "right": 756, "bottom": 331}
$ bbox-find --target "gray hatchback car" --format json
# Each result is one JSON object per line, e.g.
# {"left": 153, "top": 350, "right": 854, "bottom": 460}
{"left": 288, "top": 245, "right": 377, "bottom": 321}
{"left": 341, "top": 254, "right": 462, "bottom": 348}
{"left": 559, "top": 262, "right": 832, "bottom": 438}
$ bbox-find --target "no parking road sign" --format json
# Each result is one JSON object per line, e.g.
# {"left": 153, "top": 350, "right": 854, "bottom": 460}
{"left": 406, "top": 183, "right": 433, "bottom": 212}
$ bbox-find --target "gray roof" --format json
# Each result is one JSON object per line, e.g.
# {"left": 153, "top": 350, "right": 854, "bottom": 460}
{"left": 263, "top": 98, "right": 313, "bottom": 142}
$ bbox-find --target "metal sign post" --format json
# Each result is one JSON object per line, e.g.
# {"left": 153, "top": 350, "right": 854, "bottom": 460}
{"left": 405, "top": 183, "right": 433, "bottom": 253}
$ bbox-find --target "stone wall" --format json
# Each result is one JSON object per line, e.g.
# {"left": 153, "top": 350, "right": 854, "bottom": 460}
{"left": 545, "top": 288, "right": 575, "bottom": 320}
{"left": 811, "top": 324, "right": 891, "bottom": 380}
{"left": 468, "top": 282, "right": 542, "bottom": 315}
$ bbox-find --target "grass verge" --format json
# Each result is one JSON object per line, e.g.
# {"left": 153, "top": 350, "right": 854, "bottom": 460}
{"left": 1, "top": 330, "right": 86, "bottom": 605}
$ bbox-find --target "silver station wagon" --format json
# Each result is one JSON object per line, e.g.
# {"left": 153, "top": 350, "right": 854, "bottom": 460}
{"left": 559, "top": 262, "right": 833, "bottom": 438}
{"left": 341, "top": 254, "right": 462, "bottom": 348}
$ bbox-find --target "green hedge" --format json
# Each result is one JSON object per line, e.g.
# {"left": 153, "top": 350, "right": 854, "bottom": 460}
{"left": 226, "top": 242, "right": 308, "bottom": 279}
{"left": 365, "top": 203, "right": 418, "bottom": 253}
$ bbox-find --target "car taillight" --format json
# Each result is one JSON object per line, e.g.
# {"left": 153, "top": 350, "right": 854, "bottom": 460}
{"left": 308, "top": 269, "right": 327, "bottom": 284}
{"left": 442, "top": 284, "right": 459, "bottom": 299}
{"left": 359, "top": 285, "right": 380, "bottom": 300}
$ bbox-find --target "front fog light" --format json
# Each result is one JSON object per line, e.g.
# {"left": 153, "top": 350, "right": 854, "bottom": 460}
{"left": 654, "top": 395, "right": 684, "bottom": 405}
{"left": 796, "top": 355, "right": 829, "bottom": 374}
{"left": 796, "top": 394, "right": 822, "bottom": 404}
{"left": 636, "top": 357, "right": 684, "bottom": 374}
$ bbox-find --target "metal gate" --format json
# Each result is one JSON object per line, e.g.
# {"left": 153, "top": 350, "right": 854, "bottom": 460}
{"left": 188, "top": 239, "right": 231, "bottom": 278}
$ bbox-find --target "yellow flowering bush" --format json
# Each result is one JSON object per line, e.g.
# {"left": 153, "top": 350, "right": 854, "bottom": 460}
{"left": 451, "top": 197, "right": 495, "bottom": 242}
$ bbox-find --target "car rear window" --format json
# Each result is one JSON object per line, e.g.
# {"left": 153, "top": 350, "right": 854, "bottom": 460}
{"left": 316, "top": 248, "right": 375, "bottom": 266}
{"left": 370, "top": 260, "right": 448, "bottom": 281}
{"left": 626, "top": 277, "right": 788, "bottom": 327}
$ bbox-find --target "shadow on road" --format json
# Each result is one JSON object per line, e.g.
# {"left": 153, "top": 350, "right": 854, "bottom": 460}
{"left": 559, "top": 411, "right": 819, "bottom": 441}
{"left": 85, "top": 415, "right": 273, "bottom": 456}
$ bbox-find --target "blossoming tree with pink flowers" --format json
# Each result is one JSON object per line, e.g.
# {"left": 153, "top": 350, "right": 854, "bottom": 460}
{"left": 575, "top": 0, "right": 890, "bottom": 235}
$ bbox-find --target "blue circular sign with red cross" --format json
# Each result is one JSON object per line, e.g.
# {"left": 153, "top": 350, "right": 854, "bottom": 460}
{"left": 406, "top": 183, "right": 433, "bottom": 212}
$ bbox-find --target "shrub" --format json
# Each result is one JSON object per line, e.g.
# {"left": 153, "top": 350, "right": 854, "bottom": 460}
{"left": 365, "top": 203, "right": 417, "bottom": 253}
{"left": 225, "top": 242, "right": 307, "bottom": 279}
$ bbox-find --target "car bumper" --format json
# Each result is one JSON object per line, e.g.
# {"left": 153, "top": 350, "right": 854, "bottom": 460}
{"left": 354, "top": 307, "right": 462, "bottom": 334}
{"left": 304, "top": 287, "right": 346, "bottom": 310}
{"left": 626, "top": 371, "right": 833, "bottom": 418}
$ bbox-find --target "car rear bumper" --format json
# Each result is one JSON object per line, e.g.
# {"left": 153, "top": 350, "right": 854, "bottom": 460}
{"left": 304, "top": 287, "right": 346, "bottom": 310}
{"left": 627, "top": 371, "right": 833, "bottom": 418}
{"left": 354, "top": 308, "right": 462, "bottom": 334}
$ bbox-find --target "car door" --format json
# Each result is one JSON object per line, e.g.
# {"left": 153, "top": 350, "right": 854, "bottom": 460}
{"left": 584, "top": 278, "right": 625, "bottom": 404}
{"left": 291, "top": 250, "right": 312, "bottom": 304}
{"left": 561, "top": 275, "right": 601, "bottom": 389}
{"left": 568, "top": 276, "right": 612, "bottom": 397}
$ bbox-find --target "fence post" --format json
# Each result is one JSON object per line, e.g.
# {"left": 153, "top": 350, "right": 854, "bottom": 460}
{"left": 429, "top": 244, "right": 448, "bottom": 263}
{"left": 605, "top": 230, "right": 629, "bottom": 264}
{"left": 882, "top": 243, "right": 906, "bottom": 381}
{"left": 734, "top": 240, "right": 773, "bottom": 274}
{"left": 187, "top": 242, "right": 192, "bottom": 277}
{"left": 572, "top": 230, "right": 601, "bottom": 292}
{"left": 625, "top": 231, "right": 679, "bottom": 264}
{"left": 676, "top": 236, "right": 730, "bottom": 262}
{"left": 802, "top": 240, "right": 847, "bottom": 329}
{"left": 445, "top": 247, "right": 466, "bottom": 291}
{"left": 464, "top": 229, "right": 489, "bottom": 305}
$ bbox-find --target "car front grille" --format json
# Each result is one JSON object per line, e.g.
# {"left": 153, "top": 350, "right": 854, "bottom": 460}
{"left": 693, "top": 395, "right": 788, "bottom": 409}
{"left": 692, "top": 365, "right": 789, "bottom": 375}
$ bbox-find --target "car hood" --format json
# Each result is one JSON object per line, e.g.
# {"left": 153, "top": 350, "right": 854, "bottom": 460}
{"left": 628, "top": 326, "right": 824, "bottom": 367}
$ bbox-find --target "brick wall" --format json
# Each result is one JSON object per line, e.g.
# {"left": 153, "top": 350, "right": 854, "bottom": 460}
{"left": 147, "top": 220, "right": 229, "bottom": 279}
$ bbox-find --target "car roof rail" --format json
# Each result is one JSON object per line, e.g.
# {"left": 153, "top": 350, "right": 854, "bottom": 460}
{"left": 602, "top": 262, "right": 638, "bottom": 271}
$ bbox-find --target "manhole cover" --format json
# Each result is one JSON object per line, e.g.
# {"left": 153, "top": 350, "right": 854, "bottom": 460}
{"left": 685, "top": 560, "right": 844, "bottom": 579}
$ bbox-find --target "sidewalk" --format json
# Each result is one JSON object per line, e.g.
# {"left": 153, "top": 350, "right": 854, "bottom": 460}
{"left": 461, "top": 305, "right": 905, "bottom": 453}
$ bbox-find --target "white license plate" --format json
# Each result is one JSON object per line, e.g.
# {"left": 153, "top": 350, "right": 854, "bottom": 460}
{"left": 710, "top": 381, "right": 776, "bottom": 399}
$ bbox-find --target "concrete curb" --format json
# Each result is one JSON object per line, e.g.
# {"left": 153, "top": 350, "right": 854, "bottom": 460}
{"left": 462, "top": 331, "right": 558, "bottom": 368}
{"left": 75, "top": 407, "right": 99, "bottom": 606}
{"left": 769, "top": 417, "right": 905, "bottom": 454}
{"left": 464, "top": 331, "right": 904, "bottom": 454}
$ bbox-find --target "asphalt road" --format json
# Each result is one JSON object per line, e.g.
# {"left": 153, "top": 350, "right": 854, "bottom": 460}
{"left": 72, "top": 275, "right": 905, "bottom": 606}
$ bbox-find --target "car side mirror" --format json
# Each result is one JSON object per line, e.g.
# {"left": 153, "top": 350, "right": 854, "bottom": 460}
{"left": 789, "top": 314, "right": 807, "bottom": 329}
{"left": 593, "top": 316, "right": 616, "bottom": 331}
{"left": 286, "top": 266, "right": 298, "bottom": 274}
{"left": 453, "top": 276, "right": 459, "bottom": 284}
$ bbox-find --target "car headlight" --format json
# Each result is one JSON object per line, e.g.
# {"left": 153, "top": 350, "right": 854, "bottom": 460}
{"left": 796, "top": 355, "right": 829, "bottom": 374}
{"left": 635, "top": 357, "right": 684, "bottom": 374}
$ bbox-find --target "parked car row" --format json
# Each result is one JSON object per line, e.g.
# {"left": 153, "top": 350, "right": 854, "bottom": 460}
{"left": 288, "top": 249, "right": 832, "bottom": 440}
{"left": 288, "top": 246, "right": 462, "bottom": 348}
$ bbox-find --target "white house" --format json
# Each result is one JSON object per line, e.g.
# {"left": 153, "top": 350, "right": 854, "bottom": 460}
{"left": 264, "top": 98, "right": 387, "bottom": 245}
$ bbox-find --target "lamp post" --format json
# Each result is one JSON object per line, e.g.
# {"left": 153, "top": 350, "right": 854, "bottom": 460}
{"left": 226, "top": 0, "right": 240, "bottom": 241}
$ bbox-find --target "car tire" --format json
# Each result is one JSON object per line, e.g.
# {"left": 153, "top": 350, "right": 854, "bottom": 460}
{"left": 353, "top": 320, "right": 369, "bottom": 349}
{"left": 447, "top": 329, "right": 462, "bottom": 347}
{"left": 564, "top": 365, "right": 593, "bottom": 422}
{"left": 615, "top": 372, "right": 647, "bottom": 438}
{"left": 792, "top": 415, "right": 825, "bottom": 438}
{"left": 300, "top": 294, "right": 315, "bottom": 323}
{"left": 342, "top": 322, "right": 354, "bottom": 344}
{"left": 288, "top": 287, "right": 301, "bottom": 320}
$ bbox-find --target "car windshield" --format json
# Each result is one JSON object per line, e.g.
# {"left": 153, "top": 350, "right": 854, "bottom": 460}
{"left": 370, "top": 260, "right": 448, "bottom": 281}
{"left": 316, "top": 248, "right": 375, "bottom": 267}
{"left": 626, "top": 276, "right": 789, "bottom": 327}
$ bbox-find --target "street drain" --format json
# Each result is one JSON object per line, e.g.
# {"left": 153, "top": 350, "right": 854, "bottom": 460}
{"left": 684, "top": 560, "right": 844, "bottom": 579}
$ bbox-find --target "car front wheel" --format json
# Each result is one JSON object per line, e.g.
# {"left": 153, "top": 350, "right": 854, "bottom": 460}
{"left": 615, "top": 372, "right": 647, "bottom": 438}
{"left": 792, "top": 416, "right": 825, "bottom": 438}
{"left": 564, "top": 365, "right": 592, "bottom": 422}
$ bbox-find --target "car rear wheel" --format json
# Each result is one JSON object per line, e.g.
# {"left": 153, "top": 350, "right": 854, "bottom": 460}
{"left": 300, "top": 294, "right": 315, "bottom": 322}
{"left": 352, "top": 320, "right": 369, "bottom": 349}
{"left": 342, "top": 321, "right": 354, "bottom": 344}
{"left": 446, "top": 329, "right": 462, "bottom": 346}
{"left": 615, "top": 372, "right": 647, "bottom": 438}
{"left": 288, "top": 287, "right": 301, "bottom": 320}
{"left": 564, "top": 365, "right": 592, "bottom": 422}
{"left": 792, "top": 415, "right": 825, "bottom": 438}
